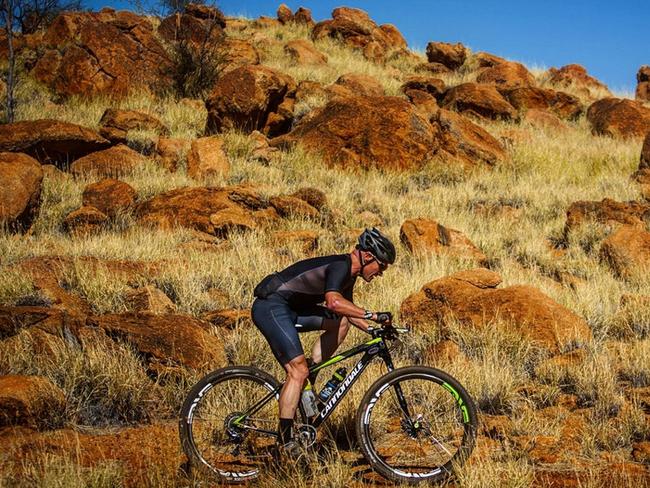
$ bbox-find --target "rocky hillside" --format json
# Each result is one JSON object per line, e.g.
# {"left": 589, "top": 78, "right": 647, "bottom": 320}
{"left": 1, "top": 3, "right": 650, "bottom": 487}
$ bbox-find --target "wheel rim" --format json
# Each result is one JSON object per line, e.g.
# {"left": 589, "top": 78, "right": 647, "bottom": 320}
{"left": 362, "top": 373, "right": 473, "bottom": 480}
{"left": 187, "top": 374, "right": 279, "bottom": 480}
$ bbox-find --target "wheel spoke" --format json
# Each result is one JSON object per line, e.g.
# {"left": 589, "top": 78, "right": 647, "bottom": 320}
{"left": 359, "top": 369, "right": 476, "bottom": 483}
{"left": 180, "top": 370, "right": 283, "bottom": 482}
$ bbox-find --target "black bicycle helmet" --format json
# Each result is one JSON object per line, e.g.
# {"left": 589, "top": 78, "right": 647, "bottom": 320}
{"left": 357, "top": 227, "right": 396, "bottom": 264}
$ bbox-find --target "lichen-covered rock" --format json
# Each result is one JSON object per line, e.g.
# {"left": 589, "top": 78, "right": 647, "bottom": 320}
{"left": 124, "top": 286, "right": 176, "bottom": 314}
{"left": 432, "top": 109, "right": 507, "bottom": 168}
{"left": 32, "top": 10, "right": 172, "bottom": 98}
{"left": 285, "top": 39, "right": 327, "bottom": 65}
{"left": 0, "top": 152, "right": 43, "bottom": 232}
{"left": 636, "top": 66, "right": 650, "bottom": 102}
{"left": 312, "top": 7, "right": 406, "bottom": 62}
{"left": 329, "top": 73, "right": 385, "bottom": 98}
{"left": 270, "top": 94, "right": 437, "bottom": 170}
{"left": 501, "top": 86, "right": 583, "bottom": 120}
{"left": 547, "top": 64, "right": 611, "bottom": 99}
{"left": 62, "top": 205, "right": 109, "bottom": 236}
{"left": 155, "top": 137, "right": 190, "bottom": 172}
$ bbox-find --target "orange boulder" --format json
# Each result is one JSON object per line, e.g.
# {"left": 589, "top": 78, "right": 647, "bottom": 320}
{"left": 205, "top": 65, "right": 296, "bottom": 137}
{"left": 0, "top": 119, "right": 109, "bottom": 165}
{"left": 400, "top": 218, "right": 487, "bottom": 264}
{"left": 0, "top": 375, "right": 65, "bottom": 429}
{"left": 587, "top": 97, "right": 650, "bottom": 139}
{"left": 400, "top": 268, "right": 592, "bottom": 354}
{"left": 82, "top": 178, "right": 137, "bottom": 218}
{"left": 0, "top": 152, "right": 43, "bottom": 232}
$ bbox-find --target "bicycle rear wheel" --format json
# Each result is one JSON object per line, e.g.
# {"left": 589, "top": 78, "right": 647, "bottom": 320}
{"left": 356, "top": 366, "right": 478, "bottom": 484}
{"left": 179, "top": 366, "right": 283, "bottom": 483}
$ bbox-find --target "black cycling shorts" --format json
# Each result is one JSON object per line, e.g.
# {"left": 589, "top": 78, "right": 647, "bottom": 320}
{"left": 251, "top": 295, "right": 340, "bottom": 365}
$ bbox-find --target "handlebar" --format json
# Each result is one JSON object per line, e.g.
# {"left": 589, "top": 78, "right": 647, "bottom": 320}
{"left": 367, "top": 323, "right": 410, "bottom": 340}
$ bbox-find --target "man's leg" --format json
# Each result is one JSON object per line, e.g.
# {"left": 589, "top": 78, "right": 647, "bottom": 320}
{"left": 311, "top": 317, "right": 350, "bottom": 364}
{"left": 278, "top": 354, "right": 309, "bottom": 444}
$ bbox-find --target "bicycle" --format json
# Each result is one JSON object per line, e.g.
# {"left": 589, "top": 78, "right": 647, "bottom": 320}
{"left": 179, "top": 321, "right": 478, "bottom": 484}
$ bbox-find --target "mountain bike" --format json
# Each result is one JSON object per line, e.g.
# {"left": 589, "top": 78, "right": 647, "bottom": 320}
{"left": 179, "top": 322, "right": 478, "bottom": 484}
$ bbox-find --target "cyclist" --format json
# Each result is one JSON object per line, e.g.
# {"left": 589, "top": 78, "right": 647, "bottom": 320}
{"left": 251, "top": 227, "right": 396, "bottom": 455}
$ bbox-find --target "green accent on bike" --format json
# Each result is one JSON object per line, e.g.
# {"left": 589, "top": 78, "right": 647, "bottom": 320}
{"left": 461, "top": 405, "right": 469, "bottom": 424}
{"left": 442, "top": 382, "right": 470, "bottom": 423}
{"left": 304, "top": 383, "right": 313, "bottom": 391}
{"left": 233, "top": 414, "right": 247, "bottom": 425}
{"left": 312, "top": 354, "right": 345, "bottom": 372}
{"left": 365, "top": 337, "right": 382, "bottom": 345}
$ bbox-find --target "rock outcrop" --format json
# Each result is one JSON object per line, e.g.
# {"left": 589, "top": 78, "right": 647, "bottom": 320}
{"left": 312, "top": 7, "right": 406, "bottom": 62}
{"left": 270, "top": 94, "right": 437, "bottom": 170}
{"left": 636, "top": 66, "right": 650, "bottom": 102}
{"left": 82, "top": 179, "right": 137, "bottom": 218}
{"left": 475, "top": 60, "right": 535, "bottom": 89}
{"left": 0, "top": 375, "right": 66, "bottom": 429}
{"left": 31, "top": 10, "right": 172, "bottom": 97}
{"left": 285, "top": 39, "right": 327, "bottom": 65}
{"left": 0, "top": 120, "right": 110, "bottom": 166}
{"left": 500, "top": 87, "right": 583, "bottom": 120}
{"left": 88, "top": 312, "right": 225, "bottom": 370}
{"left": 432, "top": 109, "right": 507, "bottom": 168}
{"left": 98, "top": 109, "right": 169, "bottom": 144}
{"left": 186, "top": 136, "right": 230, "bottom": 180}
{"left": 600, "top": 225, "right": 650, "bottom": 279}
{"left": 400, "top": 218, "right": 487, "bottom": 264}
{"left": 547, "top": 64, "right": 610, "bottom": 98}
{"left": 440, "top": 83, "right": 517, "bottom": 121}
{"left": 565, "top": 198, "right": 650, "bottom": 232}
{"left": 425, "top": 42, "right": 466, "bottom": 70}
{"left": 400, "top": 268, "right": 592, "bottom": 354}
{"left": 587, "top": 98, "right": 650, "bottom": 139}
{"left": 69, "top": 144, "right": 148, "bottom": 178}
{"left": 135, "top": 185, "right": 267, "bottom": 236}
{"left": 0, "top": 152, "right": 43, "bottom": 232}
{"left": 205, "top": 65, "right": 297, "bottom": 137}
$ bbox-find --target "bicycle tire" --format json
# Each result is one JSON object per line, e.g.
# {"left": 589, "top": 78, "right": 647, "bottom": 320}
{"left": 355, "top": 366, "right": 478, "bottom": 484}
{"left": 179, "top": 366, "right": 288, "bottom": 483}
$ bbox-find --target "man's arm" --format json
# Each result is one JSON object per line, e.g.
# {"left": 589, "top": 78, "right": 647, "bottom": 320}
{"left": 325, "top": 291, "right": 375, "bottom": 332}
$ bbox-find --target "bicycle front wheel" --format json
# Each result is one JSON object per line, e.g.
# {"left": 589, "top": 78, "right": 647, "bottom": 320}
{"left": 179, "top": 366, "right": 283, "bottom": 483}
{"left": 356, "top": 366, "right": 478, "bottom": 484}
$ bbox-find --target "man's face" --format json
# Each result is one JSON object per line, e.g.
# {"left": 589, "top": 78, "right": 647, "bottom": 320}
{"left": 361, "top": 252, "right": 388, "bottom": 282}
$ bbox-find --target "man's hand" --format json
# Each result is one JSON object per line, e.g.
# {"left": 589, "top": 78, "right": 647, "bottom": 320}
{"left": 373, "top": 312, "right": 392, "bottom": 325}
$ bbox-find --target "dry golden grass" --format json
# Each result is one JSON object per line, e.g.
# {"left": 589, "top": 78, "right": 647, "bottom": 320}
{"left": 2, "top": 10, "right": 650, "bottom": 488}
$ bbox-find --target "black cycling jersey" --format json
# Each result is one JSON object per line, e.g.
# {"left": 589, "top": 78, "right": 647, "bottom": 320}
{"left": 251, "top": 254, "right": 358, "bottom": 365}
{"left": 273, "top": 254, "right": 356, "bottom": 307}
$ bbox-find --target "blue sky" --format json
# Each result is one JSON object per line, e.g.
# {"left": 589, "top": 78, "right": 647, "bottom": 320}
{"left": 91, "top": 0, "right": 648, "bottom": 94}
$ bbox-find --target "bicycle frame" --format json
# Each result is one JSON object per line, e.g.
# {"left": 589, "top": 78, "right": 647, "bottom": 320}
{"left": 234, "top": 334, "right": 412, "bottom": 434}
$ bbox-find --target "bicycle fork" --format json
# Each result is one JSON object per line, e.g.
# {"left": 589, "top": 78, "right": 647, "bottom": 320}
{"left": 380, "top": 346, "right": 417, "bottom": 431}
